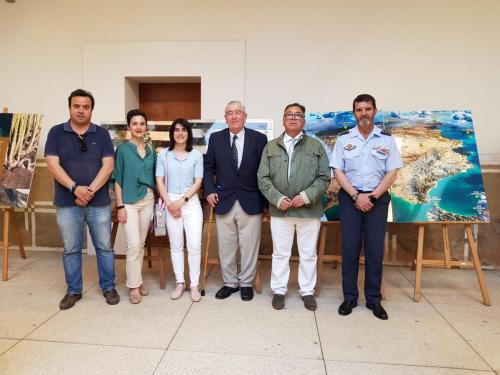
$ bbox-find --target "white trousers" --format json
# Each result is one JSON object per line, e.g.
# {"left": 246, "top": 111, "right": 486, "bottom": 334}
{"left": 270, "top": 216, "right": 321, "bottom": 296}
{"left": 124, "top": 190, "right": 155, "bottom": 288}
{"left": 165, "top": 193, "right": 203, "bottom": 287}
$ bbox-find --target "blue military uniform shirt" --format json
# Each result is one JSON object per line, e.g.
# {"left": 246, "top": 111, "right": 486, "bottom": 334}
{"left": 330, "top": 126, "right": 403, "bottom": 191}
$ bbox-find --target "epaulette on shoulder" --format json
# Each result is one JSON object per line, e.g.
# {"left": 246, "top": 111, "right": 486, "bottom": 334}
{"left": 381, "top": 129, "right": 392, "bottom": 136}
{"left": 338, "top": 129, "right": 349, "bottom": 136}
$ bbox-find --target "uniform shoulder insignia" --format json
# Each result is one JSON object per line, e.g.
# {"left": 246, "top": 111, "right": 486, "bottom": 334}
{"left": 338, "top": 129, "right": 349, "bottom": 136}
{"left": 381, "top": 129, "right": 392, "bottom": 136}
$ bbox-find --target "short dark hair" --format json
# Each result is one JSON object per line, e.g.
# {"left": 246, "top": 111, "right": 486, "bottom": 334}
{"left": 353, "top": 94, "right": 376, "bottom": 111}
{"left": 68, "top": 89, "right": 95, "bottom": 110}
{"left": 126, "top": 109, "right": 148, "bottom": 127}
{"left": 169, "top": 118, "right": 193, "bottom": 152}
{"left": 283, "top": 102, "right": 306, "bottom": 115}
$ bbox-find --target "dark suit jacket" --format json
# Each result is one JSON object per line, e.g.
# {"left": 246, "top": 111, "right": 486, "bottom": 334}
{"left": 203, "top": 127, "right": 268, "bottom": 215}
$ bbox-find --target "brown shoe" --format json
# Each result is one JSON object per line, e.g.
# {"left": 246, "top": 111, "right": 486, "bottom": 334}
{"left": 129, "top": 288, "right": 141, "bottom": 304}
{"left": 272, "top": 294, "right": 285, "bottom": 310}
{"left": 103, "top": 289, "right": 120, "bottom": 305}
{"left": 302, "top": 295, "right": 317, "bottom": 311}
{"left": 139, "top": 284, "right": 149, "bottom": 296}
{"left": 59, "top": 293, "right": 82, "bottom": 310}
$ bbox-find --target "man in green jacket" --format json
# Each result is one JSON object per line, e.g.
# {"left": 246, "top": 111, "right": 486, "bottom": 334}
{"left": 258, "top": 103, "right": 330, "bottom": 311}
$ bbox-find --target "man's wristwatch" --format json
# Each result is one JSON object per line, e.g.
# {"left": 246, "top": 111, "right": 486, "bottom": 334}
{"left": 70, "top": 183, "right": 78, "bottom": 195}
{"left": 351, "top": 192, "right": 360, "bottom": 202}
{"left": 369, "top": 195, "right": 377, "bottom": 203}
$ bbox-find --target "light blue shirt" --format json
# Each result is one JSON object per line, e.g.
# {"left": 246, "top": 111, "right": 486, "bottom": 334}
{"left": 330, "top": 126, "right": 403, "bottom": 191}
{"left": 155, "top": 148, "right": 204, "bottom": 194}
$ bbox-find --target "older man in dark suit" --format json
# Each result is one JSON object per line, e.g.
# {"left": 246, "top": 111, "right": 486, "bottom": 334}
{"left": 203, "top": 100, "right": 268, "bottom": 301}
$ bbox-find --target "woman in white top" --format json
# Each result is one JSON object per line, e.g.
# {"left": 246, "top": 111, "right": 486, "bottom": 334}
{"left": 156, "top": 118, "right": 204, "bottom": 302}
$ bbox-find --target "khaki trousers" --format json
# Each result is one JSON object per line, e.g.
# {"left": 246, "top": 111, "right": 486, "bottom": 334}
{"left": 215, "top": 201, "right": 262, "bottom": 288}
{"left": 123, "top": 190, "right": 154, "bottom": 288}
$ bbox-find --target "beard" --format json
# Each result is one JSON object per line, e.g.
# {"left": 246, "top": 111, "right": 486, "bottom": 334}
{"left": 359, "top": 117, "right": 372, "bottom": 128}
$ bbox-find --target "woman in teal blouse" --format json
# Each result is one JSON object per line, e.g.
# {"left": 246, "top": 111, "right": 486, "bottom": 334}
{"left": 113, "top": 109, "right": 155, "bottom": 304}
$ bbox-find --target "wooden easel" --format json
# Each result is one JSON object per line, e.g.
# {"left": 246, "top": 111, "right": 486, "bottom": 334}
{"left": 1, "top": 106, "right": 27, "bottom": 281}
{"left": 413, "top": 222, "right": 490, "bottom": 305}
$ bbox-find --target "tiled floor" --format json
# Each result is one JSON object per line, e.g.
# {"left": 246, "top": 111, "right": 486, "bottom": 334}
{"left": 0, "top": 250, "right": 499, "bottom": 375}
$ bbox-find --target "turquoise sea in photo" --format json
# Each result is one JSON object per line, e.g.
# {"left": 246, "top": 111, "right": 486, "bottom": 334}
{"left": 306, "top": 110, "right": 490, "bottom": 223}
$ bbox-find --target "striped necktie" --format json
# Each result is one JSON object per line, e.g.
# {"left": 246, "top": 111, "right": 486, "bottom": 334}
{"left": 231, "top": 134, "right": 238, "bottom": 168}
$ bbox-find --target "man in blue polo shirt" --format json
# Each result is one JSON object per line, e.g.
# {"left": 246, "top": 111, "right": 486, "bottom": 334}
{"left": 45, "top": 89, "right": 119, "bottom": 310}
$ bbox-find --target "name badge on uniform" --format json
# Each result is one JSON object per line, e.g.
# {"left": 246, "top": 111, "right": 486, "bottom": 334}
{"left": 373, "top": 145, "right": 389, "bottom": 156}
{"left": 344, "top": 144, "right": 356, "bottom": 151}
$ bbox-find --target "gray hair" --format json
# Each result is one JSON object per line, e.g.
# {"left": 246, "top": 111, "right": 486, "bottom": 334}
{"left": 225, "top": 100, "right": 246, "bottom": 113}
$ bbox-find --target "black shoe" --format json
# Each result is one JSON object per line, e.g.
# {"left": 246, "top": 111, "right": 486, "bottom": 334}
{"left": 272, "top": 294, "right": 285, "bottom": 310}
{"left": 59, "top": 293, "right": 82, "bottom": 310}
{"left": 215, "top": 286, "right": 239, "bottom": 299}
{"left": 338, "top": 300, "right": 357, "bottom": 316}
{"left": 366, "top": 303, "right": 388, "bottom": 320}
{"left": 103, "top": 289, "right": 120, "bottom": 305}
{"left": 240, "top": 287, "right": 254, "bottom": 301}
{"left": 302, "top": 295, "right": 317, "bottom": 311}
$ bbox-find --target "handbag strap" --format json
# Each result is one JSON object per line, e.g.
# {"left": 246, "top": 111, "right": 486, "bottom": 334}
{"left": 157, "top": 148, "right": 169, "bottom": 213}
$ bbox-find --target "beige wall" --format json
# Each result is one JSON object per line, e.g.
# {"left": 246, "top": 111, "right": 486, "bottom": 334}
{"left": 0, "top": 0, "right": 499, "bottom": 163}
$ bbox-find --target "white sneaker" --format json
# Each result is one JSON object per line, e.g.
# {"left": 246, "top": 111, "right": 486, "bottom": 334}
{"left": 170, "top": 283, "right": 184, "bottom": 300}
{"left": 190, "top": 286, "right": 202, "bottom": 302}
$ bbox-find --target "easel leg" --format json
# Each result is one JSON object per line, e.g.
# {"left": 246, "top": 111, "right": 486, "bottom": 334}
{"left": 442, "top": 224, "right": 451, "bottom": 268}
{"left": 414, "top": 224, "right": 425, "bottom": 302}
{"left": 3, "top": 209, "right": 10, "bottom": 281}
{"left": 200, "top": 208, "right": 214, "bottom": 295}
{"left": 9, "top": 208, "right": 26, "bottom": 259}
{"left": 315, "top": 223, "right": 327, "bottom": 296}
{"left": 254, "top": 261, "right": 262, "bottom": 294}
{"left": 465, "top": 224, "right": 491, "bottom": 306}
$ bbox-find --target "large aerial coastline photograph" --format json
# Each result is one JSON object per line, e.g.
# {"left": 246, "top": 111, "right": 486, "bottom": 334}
{"left": 305, "top": 109, "right": 490, "bottom": 223}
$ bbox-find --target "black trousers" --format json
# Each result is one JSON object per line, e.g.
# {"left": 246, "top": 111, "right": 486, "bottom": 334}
{"left": 338, "top": 189, "right": 390, "bottom": 304}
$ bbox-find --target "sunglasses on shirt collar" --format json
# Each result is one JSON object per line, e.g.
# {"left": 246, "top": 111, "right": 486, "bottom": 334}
{"left": 77, "top": 134, "right": 87, "bottom": 152}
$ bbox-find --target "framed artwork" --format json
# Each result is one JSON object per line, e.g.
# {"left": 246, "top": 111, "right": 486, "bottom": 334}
{"left": 305, "top": 110, "right": 489, "bottom": 223}
{"left": 0, "top": 113, "right": 43, "bottom": 208}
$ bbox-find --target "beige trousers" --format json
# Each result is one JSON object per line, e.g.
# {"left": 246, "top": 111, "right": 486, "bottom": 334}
{"left": 123, "top": 190, "right": 154, "bottom": 288}
{"left": 215, "top": 200, "right": 262, "bottom": 288}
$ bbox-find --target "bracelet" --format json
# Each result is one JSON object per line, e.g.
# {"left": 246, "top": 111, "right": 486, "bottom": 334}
{"left": 117, "top": 205, "right": 125, "bottom": 210}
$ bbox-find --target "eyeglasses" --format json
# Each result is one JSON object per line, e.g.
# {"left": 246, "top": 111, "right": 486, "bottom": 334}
{"left": 284, "top": 112, "right": 304, "bottom": 120}
{"left": 78, "top": 135, "right": 87, "bottom": 152}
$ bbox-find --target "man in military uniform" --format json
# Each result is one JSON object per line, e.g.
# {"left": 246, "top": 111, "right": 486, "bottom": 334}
{"left": 330, "top": 94, "right": 403, "bottom": 320}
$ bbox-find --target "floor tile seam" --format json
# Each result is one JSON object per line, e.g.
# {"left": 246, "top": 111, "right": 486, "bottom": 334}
{"left": 2, "top": 253, "right": 50, "bottom": 275}
{"left": 425, "top": 293, "right": 496, "bottom": 372}
{"left": 165, "top": 347, "right": 325, "bottom": 362}
{"left": 0, "top": 306, "right": 63, "bottom": 358}
{"left": 325, "top": 358, "right": 494, "bottom": 372}
{"left": 396, "top": 266, "right": 496, "bottom": 372}
{"left": 1, "top": 255, "right": 50, "bottom": 279}
{"left": 152, "top": 293, "right": 197, "bottom": 374}
{"left": 313, "top": 311, "right": 329, "bottom": 374}
{"left": 151, "top": 263, "right": 216, "bottom": 374}
{"left": 0, "top": 340, "right": 22, "bottom": 358}
{"left": 19, "top": 282, "right": 102, "bottom": 342}
{"left": 16, "top": 337, "right": 167, "bottom": 351}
